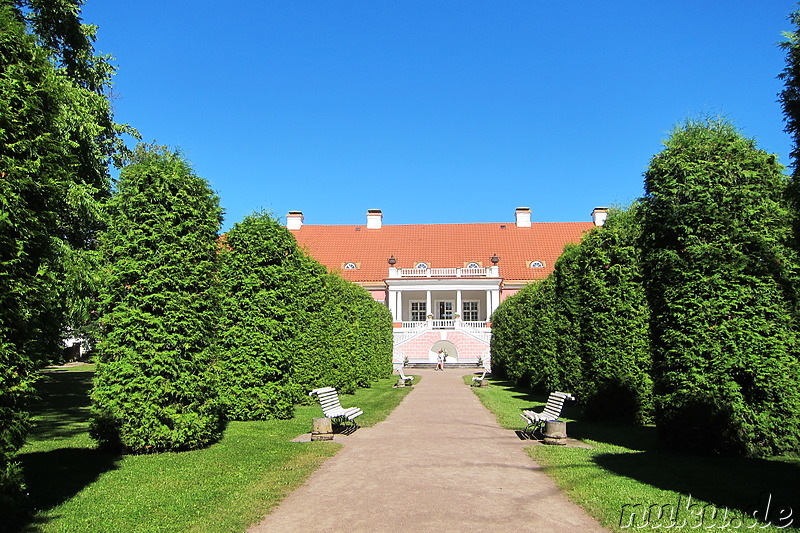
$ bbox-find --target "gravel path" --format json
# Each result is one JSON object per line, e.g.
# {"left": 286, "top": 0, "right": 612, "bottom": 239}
{"left": 249, "top": 368, "right": 608, "bottom": 532}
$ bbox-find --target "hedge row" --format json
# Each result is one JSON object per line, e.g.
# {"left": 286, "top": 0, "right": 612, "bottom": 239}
{"left": 216, "top": 212, "right": 392, "bottom": 421}
{"left": 91, "top": 155, "right": 394, "bottom": 451}
{"left": 492, "top": 120, "right": 800, "bottom": 456}
{"left": 491, "top": 206, "right": 652, "bottom": 425}
{"left": 90, "top": 146, "right": 226, "bottom": 453}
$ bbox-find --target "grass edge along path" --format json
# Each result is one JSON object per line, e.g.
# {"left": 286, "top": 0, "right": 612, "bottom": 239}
{"left": 466, "top": 375, "right": 800, "bottom": 532}
{"left": 18, "top": 366, "right": 416, "bottom": 533}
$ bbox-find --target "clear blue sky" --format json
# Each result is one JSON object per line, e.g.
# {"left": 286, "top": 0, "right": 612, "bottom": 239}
{"left": 82, "top": 0, "right": 798, "bottom": 230}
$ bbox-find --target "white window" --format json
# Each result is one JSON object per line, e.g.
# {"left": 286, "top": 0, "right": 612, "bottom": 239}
{"left": 462, "top": 301, "right": 479, "bottom": 321}
{"left": 466, "top": 262, "right": 480, "bottom": 269}
{"left": 343, "top": 262, "right": 357, "bottom": 270}
{"left": 529, "top": 261, "right": 544, "bottom": 268}
{"left": 410, "top": 301, "right": 427, "bottom": 321}
{"left": 415, "top": 262, "right": 429, "bottom": 269}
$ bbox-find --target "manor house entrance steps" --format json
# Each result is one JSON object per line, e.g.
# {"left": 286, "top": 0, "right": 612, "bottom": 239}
{"left": 248, "top": 368, "right": 607, "bottom": 532}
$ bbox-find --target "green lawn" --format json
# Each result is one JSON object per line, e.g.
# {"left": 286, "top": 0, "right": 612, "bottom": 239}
{"left": 468, "top": 376, "right": 800, "bottom": 532}
{"left": 17, "top": 366, "right": 414, "bottom": 533}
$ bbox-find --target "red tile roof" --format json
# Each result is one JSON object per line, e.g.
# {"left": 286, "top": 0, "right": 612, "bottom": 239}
{"left": 290, "top": 221, "right": 594, "bottom": 283}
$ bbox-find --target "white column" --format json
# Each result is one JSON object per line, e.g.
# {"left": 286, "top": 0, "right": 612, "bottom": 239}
{"left": 397, "top": 290, "right": 403, "bottom": 322}
{"left": 488, "top": 289, "right": 500, "bottom": 318}
{"left": 387, "top": 289, "right": 395, "bottom": 321}
{"left": 426, "top": 291, "right": 432, "bottom": 318}
{"left": 456, "top": 290, "right": 462, "bottom": 317}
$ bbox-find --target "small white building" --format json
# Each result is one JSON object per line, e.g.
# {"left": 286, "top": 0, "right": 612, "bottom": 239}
{"left": 288, "top": 207, "right": 606, "bottom": 367}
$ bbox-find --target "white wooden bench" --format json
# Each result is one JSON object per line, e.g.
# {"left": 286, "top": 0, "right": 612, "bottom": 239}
{"left": 471, "top": 369, "right": 488, "bottom": 386}
{"left": 309, "top": 387, "right": 363, "bottom": 429}
{"left": 397, "top": 367, "right": 414, "bottom": 385}
{"left": 520, "top": 391, "right": 574, "bottom": 438}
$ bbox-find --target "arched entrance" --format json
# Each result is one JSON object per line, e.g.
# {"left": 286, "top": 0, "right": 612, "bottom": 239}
{"left": 428, "top": 340, "right": 458, "bottom": 363}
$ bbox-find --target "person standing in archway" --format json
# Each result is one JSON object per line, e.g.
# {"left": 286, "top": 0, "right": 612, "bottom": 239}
{"left": 436, "top": 350, "right": 445, "bottom": 371}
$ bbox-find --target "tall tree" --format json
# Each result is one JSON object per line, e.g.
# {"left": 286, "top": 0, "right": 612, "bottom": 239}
{"left": 780, "top": 6, "right": 800, "bottom": 248}
{"left": 1, "top": 0, "right": 126, "bottom": 517}
{"left": 574, "top": 206, "right": 652, "bottom": 424}
{"left": 18, "top": 0, "right": 132, "bottom": 344}
{"left": 641, "top": 118, "right": 800, "bottom": 456}
{"left": 217, "top": 212, "right": 327, "bottom": 420}
{"left": 0, "top": 4, "right": 64, "bottom": 517}
{"left": 91, "top": 146, "right": 225, "bottom": 453}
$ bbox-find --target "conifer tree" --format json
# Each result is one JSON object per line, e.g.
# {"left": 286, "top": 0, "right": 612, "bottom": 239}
{"left": 91, "top": 146, "right": 225, "bottom": 452}
{"left": 217, "top": 212, "right": 327, "bottom": 420}
{"left": 217, "top": 212, "right": 393, "bottom": 419}
{"left": 490, "top": 277, "right": 558, "bottom": 389}
{"left": 641, "top": 118, "right": 800, "bottom": 456}
{"left": 780, "top": 6, "right": 800, "bottom": 189}
{"left": 0, "top": 4, "right": 62, "bottom": 515}
{"left": 574, "top": 206, "right": 652, "bottom": 424}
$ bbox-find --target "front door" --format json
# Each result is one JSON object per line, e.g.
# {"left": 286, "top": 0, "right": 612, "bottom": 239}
{"left": 437, "top": 301, "right": 454, "bottom": 320}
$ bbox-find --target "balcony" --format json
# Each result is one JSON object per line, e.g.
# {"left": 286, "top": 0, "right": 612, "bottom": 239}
{"left": 389, "top": 266, "right": 499, "bottom": 278}
{"left": 399, "top": 319, "right": 490, "bottom": 330}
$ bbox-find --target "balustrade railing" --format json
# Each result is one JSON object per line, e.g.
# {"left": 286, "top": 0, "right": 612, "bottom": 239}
{"left": 396, "top": 267, "right": 491, "bottom": 278}
{"left": 397, "top": 320, "right": 489, "bottom": 330}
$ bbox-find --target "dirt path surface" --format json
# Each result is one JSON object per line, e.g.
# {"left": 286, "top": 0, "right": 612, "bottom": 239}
{"left": 249, "top": 368, "right": 607, "bottom": 533}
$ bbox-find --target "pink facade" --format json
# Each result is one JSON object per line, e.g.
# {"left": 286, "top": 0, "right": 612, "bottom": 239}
{"left": 393, "top": 330, "right": 491, "bottom": 364}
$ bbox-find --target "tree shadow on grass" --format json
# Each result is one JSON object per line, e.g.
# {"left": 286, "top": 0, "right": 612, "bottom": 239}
{"left": 10, "top": 368, "right": 121, "bottom": 532}
{"left": 15, "top": 448, "right": 120, "bottom": 532}
{"left": 593, "top": 450, "right": 800, "bottom": 527}
{"left": 20, "top": 447, "right": 121, "bottom": 513}
{"left": 28, "top": 371, "right": 93, "bottom": 442}
{"left": 486, "top": 378, "right": 545, "bottom": 404}
{"left": 567, "top": 419, "right": 659, "bottom": 451}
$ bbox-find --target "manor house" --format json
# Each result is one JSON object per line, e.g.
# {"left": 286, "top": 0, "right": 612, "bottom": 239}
{"left": 288, "top": 207, "right": 607, "bottom": 368}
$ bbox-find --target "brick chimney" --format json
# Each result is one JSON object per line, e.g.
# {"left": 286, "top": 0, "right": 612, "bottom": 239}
{"left": 286, "top": 211, "right": 304, "bottom": 230}
{"left": 515, "top": 207, "right": 532, "bottom": 228}
{"left": 366, "top": 209, "right": 383, "bottom": 229}
{"left": 591, "top": 207, "right": 609, "bottom": 227}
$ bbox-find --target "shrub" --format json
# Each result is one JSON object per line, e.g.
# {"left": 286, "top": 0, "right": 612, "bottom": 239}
{"left": 641, "top": 118, "right": 800, "bottom": 456}
{"left": 573, "top": 206, "right": 652, "bottom": 424}
{"left": 91, "top": 146, "right": 225, "bottom": 453}
{"left": 217, "top": 213, "right": 393, "bottom": 420}
{"left": 217, "top": 212, "right": 326, "bottom": 419}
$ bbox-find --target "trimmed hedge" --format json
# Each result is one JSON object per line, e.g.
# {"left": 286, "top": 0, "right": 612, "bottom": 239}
{"left": 319, "top": 272, "right": 393, "bottom": 393}
{"left": 217, "top": 212, "right": 327, "bottom": 419}
{"left": 490, "top": 244, "right": 583, "bottom": 394}
{"left": 490, "top": 276, "right": 557, "bottom": 390}
{"left": 491, "top": 208, "right": 651, "bottom": 424}
{"left": 217, "top": 212, "right": 392, "bottom": 421}
{"left": 573, "top": 206, "right": 652, "bottom": 424}
{"left": 641, "top": 118, "right": 800, "bottom": 456}
{"left": 90, "top": 146, "right": 226, "bottom": 453}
